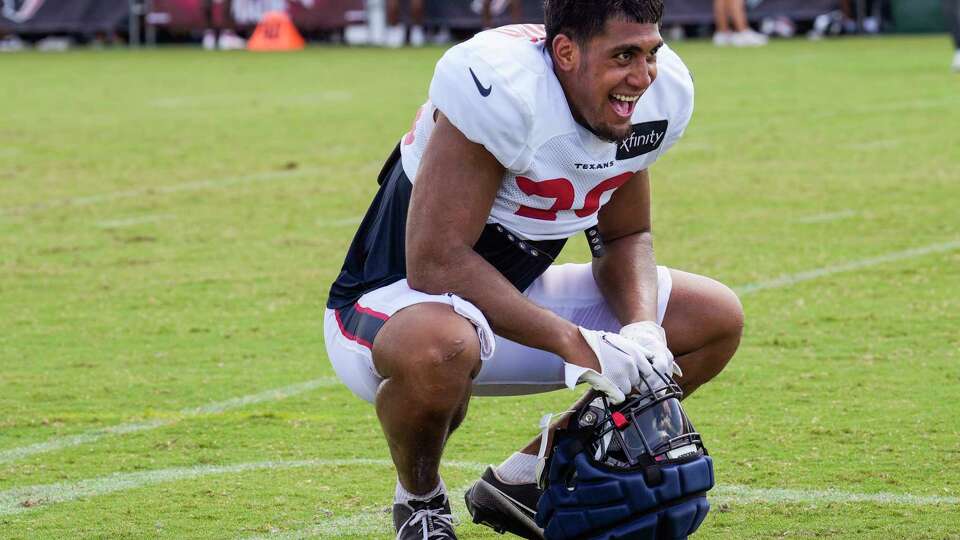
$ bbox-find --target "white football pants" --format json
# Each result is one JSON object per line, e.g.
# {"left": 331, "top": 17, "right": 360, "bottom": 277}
{"left": 323, "top": 263, "right": 672, "bottom": 403}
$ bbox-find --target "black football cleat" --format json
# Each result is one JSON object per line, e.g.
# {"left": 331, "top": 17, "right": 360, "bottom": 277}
{"left": 393, "top": 493, "right": 457, "bottom": 540}
{"left": 464, "top": 466, "right": 544, "bottom": 539}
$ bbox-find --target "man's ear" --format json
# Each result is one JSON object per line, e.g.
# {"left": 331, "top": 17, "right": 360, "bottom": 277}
{"left": 551, "top": 33, "right": 580, "bottom": 72}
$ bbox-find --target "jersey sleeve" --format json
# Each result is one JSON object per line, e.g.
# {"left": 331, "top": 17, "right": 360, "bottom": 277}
{"left": 654, "top": 47, "right": 695, "bottom": 159}
{"left": 429, "top": 44, "right": 535, "bottom": 171}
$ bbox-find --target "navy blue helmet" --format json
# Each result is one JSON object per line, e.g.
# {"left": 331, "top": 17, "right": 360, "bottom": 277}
{"left": 536, "top": 373, "right": 714, "bottom": 539}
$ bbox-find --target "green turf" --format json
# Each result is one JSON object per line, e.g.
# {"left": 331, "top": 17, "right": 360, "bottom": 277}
{"left": 1, "top": 35, "right": 958, "bottom": 538}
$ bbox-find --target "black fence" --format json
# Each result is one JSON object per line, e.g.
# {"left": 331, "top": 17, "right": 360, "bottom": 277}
{"left": 420, "top": 0, "right": 841, "bottom": 28}
{"left": 3, "top": 0, "right": 942, "bottom": 37}
{"left": 1, "top": 0, "right": 128, "bottom": 34}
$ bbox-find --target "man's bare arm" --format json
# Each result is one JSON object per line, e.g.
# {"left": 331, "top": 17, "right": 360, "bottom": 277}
{"left": 592, "top": 169, "right": 659, "bottom": 325}
{"left": 406, "top": 113, "right": 597, "bottom": 369}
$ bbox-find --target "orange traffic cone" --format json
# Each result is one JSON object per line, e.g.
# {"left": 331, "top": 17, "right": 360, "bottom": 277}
{"left": 247, "top": 11, "right": 305, "bottom": 51}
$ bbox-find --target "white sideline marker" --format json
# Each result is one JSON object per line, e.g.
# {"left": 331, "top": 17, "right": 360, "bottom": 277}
{"left": 0, "top": 378, "right": 338, "bottom": 466}
{"left": 735, "top": 240, "right": 960, "bottom": 295}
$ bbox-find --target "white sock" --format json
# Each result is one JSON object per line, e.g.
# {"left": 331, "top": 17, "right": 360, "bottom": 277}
{"left": 495, "top": 452, "right": 538, "bottom": 485}
{"left": 395, "top": 477, "right": 446, "bottom": 505}
{"left": 384, "top": 24, "right": 405, "bottom": 48}
{"left": 409, "top": 25, "right": 425, "bottom": 47}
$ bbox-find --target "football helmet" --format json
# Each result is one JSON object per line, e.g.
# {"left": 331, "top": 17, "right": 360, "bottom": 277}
{"left": 535, "top": 372, "right": 714, "bottom": 540}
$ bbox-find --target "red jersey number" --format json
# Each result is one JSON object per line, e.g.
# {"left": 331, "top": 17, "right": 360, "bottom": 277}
{"left": 514, "top": 172, "right": 635, "bottom": 221}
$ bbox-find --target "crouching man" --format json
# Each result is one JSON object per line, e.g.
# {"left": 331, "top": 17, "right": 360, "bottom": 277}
{"left": 323, "top": 2, "right": 744, "bottom": 537}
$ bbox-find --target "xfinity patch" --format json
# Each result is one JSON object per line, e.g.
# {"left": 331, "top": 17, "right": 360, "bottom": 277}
{"left": 616, "top": 120, "right": 668, "bottom": 160}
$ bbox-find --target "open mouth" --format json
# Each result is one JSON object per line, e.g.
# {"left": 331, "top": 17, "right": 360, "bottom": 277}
{"left": 609, "top": 93, "right": 640, "bottom": 118}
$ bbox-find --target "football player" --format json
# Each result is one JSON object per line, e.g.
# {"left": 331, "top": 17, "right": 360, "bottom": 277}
{"left": 385, "top": 0, "right": 426, "bottom": 47}
{"left": 323, "top": 1, "right": 744, "bottom": 538}
{"left": 201, "top": 0, "right": 245, "bottom": 50}
{"left": 946, "top": 0, "right": 960, "bottom": 72}
{"left": 481, "top": 0, "right": 523, "bottom": 29}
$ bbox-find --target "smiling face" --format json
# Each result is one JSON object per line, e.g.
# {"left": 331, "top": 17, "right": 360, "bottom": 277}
{"left": 553, "top": 19, "right": 664, "bottom": 142}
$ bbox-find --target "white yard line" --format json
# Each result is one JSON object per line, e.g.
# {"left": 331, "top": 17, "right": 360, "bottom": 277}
{"left": 244, "top": 510, "right": 391, "bottom": 540}
{"left": 835, "top": 97, "right": 956, "bottom": 116}
{"left": 712, "top": 485, "right": 960, "bottom": 506}
{"left": 0, "top": 461, "right": 316, "bottom": 516}
{"left": 0, "top": 168, "right": 319, "bottom": 217}
{"left": 0, "top": 378, "right": 338, "bottom": 466}
{"left": 315, "top": 216, "right": 363, "bottom": 228}
{"left": 1, "top": 457, "right": 955, "bottom": 536}
{"left": 2, "top": 197, "right": 957, "bottom": 533}
{"left": 240, "top": 483, "right": 474, "bottom": 540}
{"left": 794, "top": 209, "right": 857, "bottom": 224}
{"left": 0, "top": 421, "right": 169, "bottom": 467}
{"left": 95, "top": 214, "right": 173, "bottom": 229}
{"left": 233, "top": 237, "right": 956, "bottom": 538}
{"left": 251, "top": 483, "right": 960, "bottom": 539}
{"left": 843, "top": 139, "right": 903, "bottom": 151}
{"left": 735, "top": 240, "right": 960, "bottom": 295}
{"left": 148, "top": 91, "right": 353, "bottom": 109}
{"left": 0, "top": 459, "right": 483, "bottom": 517}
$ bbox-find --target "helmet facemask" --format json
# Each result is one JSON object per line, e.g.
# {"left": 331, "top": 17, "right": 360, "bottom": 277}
{"left": 579, "top": 372, "right": 706, "bottom": 472}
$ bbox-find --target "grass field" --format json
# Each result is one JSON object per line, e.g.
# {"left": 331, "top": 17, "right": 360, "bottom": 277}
{"left": 1, "top": 34, "right": 959, "bottom": 539}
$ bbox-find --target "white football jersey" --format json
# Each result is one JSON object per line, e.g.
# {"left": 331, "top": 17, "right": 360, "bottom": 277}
{"left": 399, "top": 24, "right": 694, "bottom": 241}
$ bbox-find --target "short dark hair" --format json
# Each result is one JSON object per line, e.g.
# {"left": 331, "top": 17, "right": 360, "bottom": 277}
{"left": 544, "top": 0, "right": 663, "bottom": 51}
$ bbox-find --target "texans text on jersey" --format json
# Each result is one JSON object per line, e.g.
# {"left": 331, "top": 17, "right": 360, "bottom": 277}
{"left": 574, "top": 161, "right": 616, "bottom": 170}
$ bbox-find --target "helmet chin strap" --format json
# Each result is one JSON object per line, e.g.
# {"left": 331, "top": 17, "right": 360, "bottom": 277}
{"left": 534, "top": 403, "right": 585, "bottom": 489}
{"left": 535, "top": 413, "right": 554, "bottom": 490}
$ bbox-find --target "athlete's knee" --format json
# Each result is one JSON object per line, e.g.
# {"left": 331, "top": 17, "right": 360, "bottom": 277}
{"left": 373, "top": 303, "right": 482, "bottom": 389}
{"left": 713, "top": 281, "right": 744, "bottom": 343}
{"left": 667, "top": 271, "right": 744, "bottom": 359}
{"left": 690, "top": 274, "right": 744, "bottom": 343}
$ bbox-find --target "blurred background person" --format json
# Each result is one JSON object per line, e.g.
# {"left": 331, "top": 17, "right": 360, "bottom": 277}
{"left": 0, "top": 30, "right": 25, "bottom": 52}
{"left": 203, "top": 0, "right": 246, "bottom": 50}
{"left": 839, "top": 0, "right": 881, "bottom": 34}
{"left": 385, "top": 0, "right": 425, "bottom": 47}
{"left": 0, "top": 0, "right": 25, "bottom": 51}
{"left": 946, "top": 0, "right": 960, "bottom": 71}
{"left": 713, "top": 0, "right": 768, "bottom": 46}
{"left": 480, "top": 0, "right": 522, "bottom": 29}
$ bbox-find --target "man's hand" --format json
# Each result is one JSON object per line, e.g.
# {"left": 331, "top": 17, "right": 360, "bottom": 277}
{"left": 620, "top": 321, "right": 682, "bottom": 378}
{"left": 563, "top": 327, "right": 657, "bottom": 404}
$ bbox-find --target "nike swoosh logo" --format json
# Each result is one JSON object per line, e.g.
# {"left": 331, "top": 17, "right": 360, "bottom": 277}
{"left": 469, "top": 67, "right": 492, "bottom": 97}
{"left": 499, "top": 491, "right": 537, "bottom": 516}
{"left": 483, "top": 479, "right": 537, "bottom": 515}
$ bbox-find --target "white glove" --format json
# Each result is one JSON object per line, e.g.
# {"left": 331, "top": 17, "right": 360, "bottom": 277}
{"left": 564, "top": 327, "right": 656, "bottom": 404}
{"left": 620, "top": 321, "right": 682, "bottom": 378}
